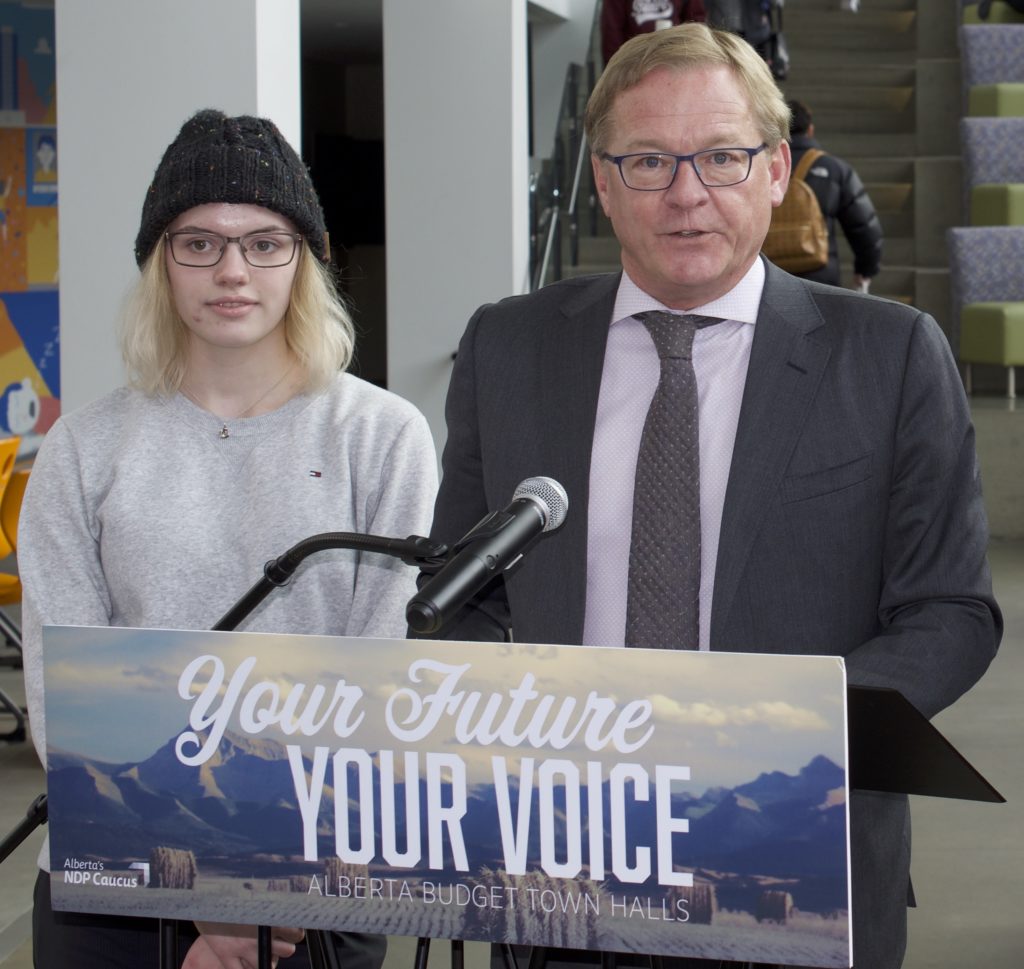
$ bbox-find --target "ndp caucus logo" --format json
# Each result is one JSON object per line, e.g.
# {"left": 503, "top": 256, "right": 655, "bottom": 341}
{"left": 62, "top": 858, "right": 150, "bottom": 888}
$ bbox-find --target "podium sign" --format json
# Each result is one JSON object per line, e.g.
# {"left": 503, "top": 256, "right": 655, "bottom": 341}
{"left": 43, "top": 626, "right": 852, "bottom": 968}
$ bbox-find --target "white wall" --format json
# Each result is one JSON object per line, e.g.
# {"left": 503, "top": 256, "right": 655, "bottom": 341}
{"left": 383, "top": 0, "right": 530, "bottom": 451}
{"left": 55, "top": 0, "right": 299, "bottom": 413}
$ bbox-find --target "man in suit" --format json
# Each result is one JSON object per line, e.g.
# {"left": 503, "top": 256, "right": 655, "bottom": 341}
{"left": 427, "top": 23, "right": 1001, "bottom": 969}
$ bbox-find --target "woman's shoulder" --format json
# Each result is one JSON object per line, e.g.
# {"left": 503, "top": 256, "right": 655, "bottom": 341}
{"left": 49, "top": 386, "right": 152, "bottom": 441}
{"left": 36, "top": 387, "right": 171, "bottom": 472}
{"left": 305, "top": 373, "right": 436, "bottom": 470}
{"left": 316, "top": 372, "right": 430, "bottom": 428}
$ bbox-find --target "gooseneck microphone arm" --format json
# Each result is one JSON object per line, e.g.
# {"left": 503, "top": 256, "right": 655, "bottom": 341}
{"left": 214, "top": 532, "right": 449, "bottom": 632}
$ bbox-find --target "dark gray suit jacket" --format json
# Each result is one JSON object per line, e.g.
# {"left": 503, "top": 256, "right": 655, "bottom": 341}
{"left": 429, "top": 261, "right": 1002, "bottom": 968}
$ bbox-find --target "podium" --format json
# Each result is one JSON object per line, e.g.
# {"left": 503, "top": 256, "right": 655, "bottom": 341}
{"left": 27, "top": 625, "right": 1003, "bottom": 969}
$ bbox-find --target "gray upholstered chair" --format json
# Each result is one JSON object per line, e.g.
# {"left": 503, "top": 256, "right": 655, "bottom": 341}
{"left": 947, "top": 226, "right": 1024, "bottom": 397}
{"left": 959, "top": 117, "right": 1024, "bottom": 223}
{"left": 960, "top": 25, "right": 1024, "bottom": 115}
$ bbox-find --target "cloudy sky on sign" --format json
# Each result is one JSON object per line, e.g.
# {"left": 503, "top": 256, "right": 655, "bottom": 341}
{"left": 42, "top": 626, "right": 846, "bottom": 791}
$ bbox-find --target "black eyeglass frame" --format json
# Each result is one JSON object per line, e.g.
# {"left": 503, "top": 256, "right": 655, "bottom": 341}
{"left": 164, "top": 230, "right": 304, "bottom": 268}
{"left": 600, "top": 143, "right": 770, "bottom": 191}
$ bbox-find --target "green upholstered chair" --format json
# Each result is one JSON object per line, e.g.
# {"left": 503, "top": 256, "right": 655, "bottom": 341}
{"left": 960, "top": 304, "right": 1024, "bottom": 397}
{"left": 969, "top": 83, "right": 1024, "bottom": 116}
{"left": 948, "top": 227, "right": 1024, "bottom": 398}
{"left": 960, "top": 118, "right": 1024, "bottom": 223}
{"left": 961, "top": 25, "right": 1024, "bottom": 114}
{"left": 963, "top": 2, "right": 1024, "bottom": 24}
{"left": 971, "top": 182, "right": 1024, "bottom": 223}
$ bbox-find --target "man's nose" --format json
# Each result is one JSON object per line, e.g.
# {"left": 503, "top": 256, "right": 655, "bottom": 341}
{"left": 664, "top": 160, "right": 710, "bottom": 206}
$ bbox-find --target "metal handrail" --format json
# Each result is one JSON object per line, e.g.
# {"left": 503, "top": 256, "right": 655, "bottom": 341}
{"left": 529, "top": 2, "right": 603, "bottom": 291}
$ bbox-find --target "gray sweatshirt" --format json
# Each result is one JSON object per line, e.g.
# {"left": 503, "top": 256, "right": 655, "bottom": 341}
{"left": 19, "top": 373, "right": 438, "bottom": 871}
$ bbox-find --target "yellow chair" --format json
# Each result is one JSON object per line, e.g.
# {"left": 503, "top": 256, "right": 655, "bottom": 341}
{"left": 0, "top": 466, "right": 29, "bottom": 630}
{"left": 0, "top": 438, "right": 23, "bottom": 645}
{"left": 0, "top": 436, "right": 26, "bottom": 741}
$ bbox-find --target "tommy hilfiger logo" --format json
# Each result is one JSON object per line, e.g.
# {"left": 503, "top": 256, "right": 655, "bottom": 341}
{"left": 308, "top": 470, "right": 322, "bottom": 478}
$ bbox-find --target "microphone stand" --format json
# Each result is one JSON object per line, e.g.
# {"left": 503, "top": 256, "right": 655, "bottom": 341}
{"left": 0, "top": 531, "right": 452, "bottom": 969}
{"left": 0, "top": 793, "right": 47, "bottom": 866}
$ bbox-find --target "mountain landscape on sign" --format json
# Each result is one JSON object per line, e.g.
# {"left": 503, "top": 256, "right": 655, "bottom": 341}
{"left": 48, "top": 731, "right": 847, "bottom": 903}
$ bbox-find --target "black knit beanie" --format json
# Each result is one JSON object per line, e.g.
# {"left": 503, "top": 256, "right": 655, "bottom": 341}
{"left": 134, "top": 109, "right": 329, "bottom": 266}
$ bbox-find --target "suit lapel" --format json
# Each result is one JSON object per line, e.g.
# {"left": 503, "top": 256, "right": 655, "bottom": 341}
{"left": 710, "top": 265, "right": 832, "bottom": 646}
{"left": 534, "top": 274, "right": 618, "bottom": 644}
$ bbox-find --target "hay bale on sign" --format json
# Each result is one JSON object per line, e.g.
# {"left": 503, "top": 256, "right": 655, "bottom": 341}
{"left": 323, "top": 857, "right": 370, "bottom": 893}
{"left": 755, "top": 889, "right": 794, "bottom": 923}
{"left": 267, "top": 879, "right": 291, "bottom": 892}
{"left": 665, "top": 880, "right": 717, "bottom": 924}
{"left": 149, "top": 847, "right": 197, "bottom": 889}
{"left": 463, "top": 869, "right": 605, "bottom": 949}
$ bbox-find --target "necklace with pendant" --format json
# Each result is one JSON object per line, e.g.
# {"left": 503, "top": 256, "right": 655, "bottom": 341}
{"left": 182, "top": 363, "right": 296, "bottom": 439}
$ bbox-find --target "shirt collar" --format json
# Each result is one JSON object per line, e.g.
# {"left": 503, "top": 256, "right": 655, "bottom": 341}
{"left": 610, "top": 258, "right": 766, "bottom": 327}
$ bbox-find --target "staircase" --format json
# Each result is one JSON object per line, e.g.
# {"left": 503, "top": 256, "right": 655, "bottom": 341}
{"left": 562, "top": 0, "right": 965, "bottom": 338}
{"left": 779, "top": 0, "right": 962, "bottom": 333}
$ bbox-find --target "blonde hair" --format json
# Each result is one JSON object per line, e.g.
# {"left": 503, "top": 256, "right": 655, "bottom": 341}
{"left": 120, "top": 237, "right": 355, "bottom": 395}
{"left": 585, "top": 23, "right": 791, "bottom": 157}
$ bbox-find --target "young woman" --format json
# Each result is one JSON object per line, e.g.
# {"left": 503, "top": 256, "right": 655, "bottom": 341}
{"left": 19, "top": 109, "right": 438, "bottom": 969}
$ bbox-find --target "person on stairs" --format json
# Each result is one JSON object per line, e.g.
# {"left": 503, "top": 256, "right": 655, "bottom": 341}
{"left": 786, "top": 98, "right": 883, "bottom": 290}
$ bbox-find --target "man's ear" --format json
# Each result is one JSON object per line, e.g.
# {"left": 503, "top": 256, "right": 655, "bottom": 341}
{"left": 592, "top": 154, "right": 612, "bottom": 218}
{"left": 769, "top": 140, "right": 792, "bottom": 209}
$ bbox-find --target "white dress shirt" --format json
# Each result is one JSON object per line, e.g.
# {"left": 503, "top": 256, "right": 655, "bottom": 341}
{"left": 582, "top": 259, "right": 765, "bottom": 650}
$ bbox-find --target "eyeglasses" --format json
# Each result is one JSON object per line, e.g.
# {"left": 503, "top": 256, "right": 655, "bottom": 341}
{"left": 165, "top": 230, "right": 302, "bottom": 268}
{"left": 601, "top": 144, "right": 769, "bottom": 191}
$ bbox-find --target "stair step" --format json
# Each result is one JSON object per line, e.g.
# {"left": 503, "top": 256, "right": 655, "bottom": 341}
{"left": 876, "top": 207, "right": 914, "bottom": 237}
{"left": 811, "top": 105, "right": 914, "bottom": 133}
{"left": 563, "top": 261, "right": 618, "bottom": 279}
{"left": 577, "top": 235, "right": 620, "bottom": 263}
{"left": 866, "top": 181, "right": 914, "bottom": 212}
{"left": 839, "top": 233, "right": 913, "bottom": 261}
{"left": 784, "top": 32, "right": 915, "bottom": 56}
{"left": 817, "top": 132, "right": 918, "bottom": 156}
{"left": 782, "top": 64, "right": 916, "bottom": 88}
{"left": 839, "top": 235, "right": 915, "bottom": 265}
{"left": 787, "top": 46, "right": 916, "bottom": 69}
{"left": 846, "top": 158, "right": 916, "bottom": 182}
{"left": 781, "top": 85, "right": 914, "bottom": 112}
{"left": 789, "top": 0, "right": 915, "bottom": 10}
{"left": 784, "top": 9, "right": 917, "bottom": 33}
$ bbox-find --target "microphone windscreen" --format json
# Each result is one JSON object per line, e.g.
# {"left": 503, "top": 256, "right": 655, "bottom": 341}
{"left": 512, "top": 477, "right": 568, "bottom": 532}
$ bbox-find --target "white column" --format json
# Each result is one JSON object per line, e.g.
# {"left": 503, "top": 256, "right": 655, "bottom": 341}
{"left": 54, "top": 0, "right": 300, "bottom": 413}
{"left": 383, "top": 0, "right": 530, "bottom": 449}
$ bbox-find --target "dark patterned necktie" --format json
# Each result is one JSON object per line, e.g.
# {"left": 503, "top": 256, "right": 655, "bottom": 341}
{"left": 625, "top": 311, "right": 724, "bottom": 650}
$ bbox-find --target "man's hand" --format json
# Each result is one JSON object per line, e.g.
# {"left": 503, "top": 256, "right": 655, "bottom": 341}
{"left": 184, "top": 922, "right": 304, "bottom": 969}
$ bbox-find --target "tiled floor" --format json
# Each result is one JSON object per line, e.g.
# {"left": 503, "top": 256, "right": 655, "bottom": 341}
{"left": 1, "top": 433, "right": 1021, "bottom": 968}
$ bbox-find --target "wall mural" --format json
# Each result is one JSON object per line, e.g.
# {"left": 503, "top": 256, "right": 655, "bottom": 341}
{"left": 0, "top": 0, "right": 60, "bottom": 456}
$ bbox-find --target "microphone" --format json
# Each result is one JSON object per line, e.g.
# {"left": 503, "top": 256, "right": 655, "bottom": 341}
{"left": 406, "top": 477, "right": 568, "bottom": 635}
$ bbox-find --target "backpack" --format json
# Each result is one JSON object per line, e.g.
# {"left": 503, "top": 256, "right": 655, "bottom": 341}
{"left": 762, "top": 148, "right": 828, "bottom": 273}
